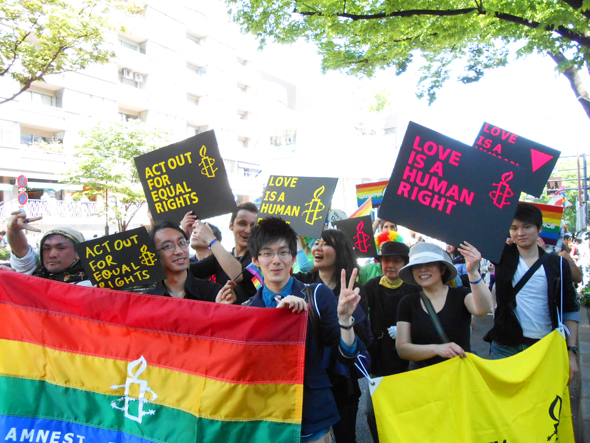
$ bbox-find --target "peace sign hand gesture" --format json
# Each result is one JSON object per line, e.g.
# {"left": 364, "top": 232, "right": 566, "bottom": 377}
{"left": 337, "top": 268, "right": 361, "bottom": 321}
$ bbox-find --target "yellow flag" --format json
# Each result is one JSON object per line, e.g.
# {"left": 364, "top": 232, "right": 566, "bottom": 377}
{"left": 372, "top": 330, "right": 574, "bottom": 442}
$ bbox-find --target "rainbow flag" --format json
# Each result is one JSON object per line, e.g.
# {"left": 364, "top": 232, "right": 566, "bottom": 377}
{"left": 350, "top": 197, "right": 373, "bottom": 218}
{"left": 246, "top": 262, "right": 264, "bottom": 289}
{"left": 356, "top": 181, "right": 388, "bottom": 208}
{"left": 524, "top": 201, "right": 564, "bottom": 246}
{"left": 0, "top": 271, "right": 306, "bottom": 442}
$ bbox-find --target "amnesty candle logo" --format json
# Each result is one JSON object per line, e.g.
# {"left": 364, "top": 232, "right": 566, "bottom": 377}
{"left": 303, "top": 186, "right": 326, "bottom": 225}
{"left": 199, "top": 145, "right": 218, "bottom": 177}
{"left": 110, "top": 356, "right": 158, "bottom": 423}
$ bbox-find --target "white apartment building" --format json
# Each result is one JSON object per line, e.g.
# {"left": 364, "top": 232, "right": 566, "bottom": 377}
{"left": 0, "top": 0, "right": 298, "bottom": 232}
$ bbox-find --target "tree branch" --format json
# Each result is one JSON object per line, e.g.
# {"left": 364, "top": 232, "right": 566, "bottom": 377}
{"left": 549, "top": 51, "right": 590, "bottom": 119}
{"left": 295, "top": 7, "right": 478, "bottom": 20}
{"left": 559, "top": 0, "right": 590, "bottom": 20}
{"left": 293, "top": 7, "right": 590, "bottom": 48}
{"left": 0, "top": 45, "right": 69, "bottom": 105}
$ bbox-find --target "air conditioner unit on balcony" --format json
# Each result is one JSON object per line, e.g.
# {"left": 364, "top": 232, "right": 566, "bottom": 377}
{"left": 134, "top": 72, "right": 144, "bottom": 82}
{"left": 122, "top": 68, "right": 133, "bottom": 79}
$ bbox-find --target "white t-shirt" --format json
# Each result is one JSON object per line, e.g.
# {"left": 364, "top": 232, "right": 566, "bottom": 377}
{"left": 513, "top": 257, "right": 552, "bottom": 339}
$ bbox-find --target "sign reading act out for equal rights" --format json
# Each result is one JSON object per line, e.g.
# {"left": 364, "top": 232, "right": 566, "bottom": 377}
{"left": 259, "top": 175, "right": 338, "bottom": 238}
{"left": 379, "top": 122, "right": 525, "bottom": 263}
{"left": 74, "top": 227, "right": 166, "bottom": 289}
{"left": 134, "top": 131, "right": 237, "bottom": 225}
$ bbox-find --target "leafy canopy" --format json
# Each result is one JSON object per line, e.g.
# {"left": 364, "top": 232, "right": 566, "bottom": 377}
{"left": 0, "top": 0, "right": 140, "bottom": 104}
{"left": 225, "top": 0, "right": 590, "bottom": 105}
{"left": 63, "top": 120, "right": 167, "bottom": 233}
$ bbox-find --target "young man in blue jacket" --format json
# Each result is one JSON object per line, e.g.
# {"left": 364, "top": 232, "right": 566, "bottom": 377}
{"left": 244, "top": 217, "right": 363, "bottom": 443}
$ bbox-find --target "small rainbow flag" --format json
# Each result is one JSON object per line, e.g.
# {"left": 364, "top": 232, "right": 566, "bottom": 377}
{"left": 523, "top": 201, "right": 564, "bottom": 246}
{"left": 0, "top": 271, "right": 306, "bottom": 442}
{"left": 246, "top": 262, "right": 264, "bottom": 290}
{"left": 356, "top": 181, "right": 388, "bottom": 208}
{"left": 350, "top": 197, "right": 373, "bottom": 218}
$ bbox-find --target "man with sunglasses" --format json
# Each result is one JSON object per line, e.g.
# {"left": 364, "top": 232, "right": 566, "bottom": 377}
{"left": 148, "top": 221, "right": 236, "bottom": 303}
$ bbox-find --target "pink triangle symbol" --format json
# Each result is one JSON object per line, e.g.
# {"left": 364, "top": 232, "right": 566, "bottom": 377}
{"left": 530, "top": 149, "right": 553, "bottom": 172}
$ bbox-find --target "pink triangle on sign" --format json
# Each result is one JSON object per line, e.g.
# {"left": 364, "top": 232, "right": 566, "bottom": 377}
{"left": 530, "top": 149, "right": 553, "bottom": 172}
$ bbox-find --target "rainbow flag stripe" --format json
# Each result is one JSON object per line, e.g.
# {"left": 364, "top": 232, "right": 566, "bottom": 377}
{"left": 350, "top": 197, "right": 373, "bottom": 218}
{"left": 356, "top": 181, "right": 388, "bottom": 208}
{"left": 0, "top": 271, "right": 306, "bottom": 443}
{"left": 524, "top": 201, "right": 564, "bottom": 245}
{"left": 246, "top": 262, "right": 264, "bottom": 289}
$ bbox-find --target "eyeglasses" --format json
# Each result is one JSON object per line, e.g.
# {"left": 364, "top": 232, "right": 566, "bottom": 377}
{"left": 258, "top": 250, "right": 292, "bottom": 259}
{"left": 158, "top": 240, "right": 189, "bottom": 252}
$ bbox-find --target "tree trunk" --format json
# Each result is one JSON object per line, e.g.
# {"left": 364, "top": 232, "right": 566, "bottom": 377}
{"left": 549, "top": 51, "right": 590, "bottom": 119}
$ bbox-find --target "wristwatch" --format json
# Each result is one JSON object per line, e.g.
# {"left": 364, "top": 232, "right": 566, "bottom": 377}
{"left": 567, "top": 345, "right": 579, "bottom": 354}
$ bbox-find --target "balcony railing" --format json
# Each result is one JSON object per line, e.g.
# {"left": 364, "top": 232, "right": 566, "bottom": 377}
{"left": 0, "top": 199, "right": 101, "bottom": 222}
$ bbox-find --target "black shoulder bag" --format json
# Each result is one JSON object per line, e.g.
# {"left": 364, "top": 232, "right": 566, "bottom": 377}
{"left": 420, "top": 292, "right": 450, "bottom": 344}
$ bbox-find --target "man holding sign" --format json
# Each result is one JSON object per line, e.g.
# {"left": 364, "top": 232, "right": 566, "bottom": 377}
{"left": 148, "top": 221, "right": 236, "bottom": 304}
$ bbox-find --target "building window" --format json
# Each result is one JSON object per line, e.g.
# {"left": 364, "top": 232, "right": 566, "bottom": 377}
{"left": 238, "top": 162, "right": 261, "bottom": 177}
{"left": 119, "top": 38, "right": 147, "bottom": 54}
{"left": 20, "top": 131, "right": 62, "bottom": 146}
{"left": 187, "top": 34, "right": 205, "bottom": 45}
{"left": 119, "top": 112, "right": 140, "bottom": 122}
{"left": 120, "top": 68, "right": 144, "bottom": 88}
{"left": 238, "top": 136, "right": 249, "bottom": 149}
{"left": 187, "top": 64, "right": 207, "bottom": 77}
{"left": 23, "top": 90, "right": 58, "bottom": 107}
{"left": 187, "top": 95, "right": 200, "bottom": 106}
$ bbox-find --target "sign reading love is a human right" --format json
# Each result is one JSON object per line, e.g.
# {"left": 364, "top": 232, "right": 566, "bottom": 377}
{"left": 379, "top": 122, "right": 525, "bottom": 262}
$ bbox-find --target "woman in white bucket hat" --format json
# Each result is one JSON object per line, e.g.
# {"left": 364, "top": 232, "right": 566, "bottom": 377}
{"left": 395, "top": 241, "right": 493, "bottom": 369}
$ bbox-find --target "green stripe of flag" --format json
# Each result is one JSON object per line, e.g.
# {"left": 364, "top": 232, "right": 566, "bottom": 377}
{"left": 0, "top": 376, "right": 300, "bottom": 442}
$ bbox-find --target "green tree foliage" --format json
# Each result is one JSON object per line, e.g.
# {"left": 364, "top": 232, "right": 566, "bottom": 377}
{"left": 226, "top": 0, "right": 590, "bottom": 118}
{"left": 63, "top": 120, "right": 167, "bottom": 233}
{"left": 0, "top": 0, "right": 139, "bottom": 104}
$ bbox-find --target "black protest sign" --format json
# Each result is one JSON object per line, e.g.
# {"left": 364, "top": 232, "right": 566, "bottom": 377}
{"left": 333, "top": 215, "right": 377, "bottom": 258}
{"left": 259, "top": 176, "right": 338, "bottom": 238}
{"left": 472, "top": 122, "right": 560, "bottom": 197}
{"left": 379, "top": 122, "right": 525, "bottom": 263}
{"left": 135, "top": 130, "right": 236, "bottom": 225}
{"left": 74, "top": 228, "right": 166, "bottom": 290}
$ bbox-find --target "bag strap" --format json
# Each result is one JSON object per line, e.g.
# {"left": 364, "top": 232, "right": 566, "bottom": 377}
{"left": 303, "top": 284, "right": 324, "bottom": 358}
{"left": 419, "top": 292, "right": 450, "bottom": 344}
{"left": 510, "top": 252, "right": 552, "bottom": 298}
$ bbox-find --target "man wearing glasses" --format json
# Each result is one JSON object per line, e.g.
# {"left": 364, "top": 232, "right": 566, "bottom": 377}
{"left": 243, "top": 217, "right": 363, "bottom": 443}
{"left": 148, "top": 221, "right": 236, "bottom": 304}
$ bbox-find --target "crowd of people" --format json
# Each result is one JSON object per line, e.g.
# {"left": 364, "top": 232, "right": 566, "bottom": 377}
{"left": 1, "top": 200, "right": 585, "bottom": 443}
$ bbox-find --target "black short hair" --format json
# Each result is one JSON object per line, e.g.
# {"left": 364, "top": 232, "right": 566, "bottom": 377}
{"left": 514, "top": 202, "right": 543, "bottom": 230}
{"left": 248, "top": 217, "right": 297, "bottom": 259}
{"left": 314, "top": 229, "right": 358, "bottom": 285}
{"left": 231, "top": 202, "right": 258, "bottom": 224}
{"left": 149, "top": 221, "right": 188, "bottom": 245}
{"left": 208, "top": 223, "right": 222, "bottom": 242}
